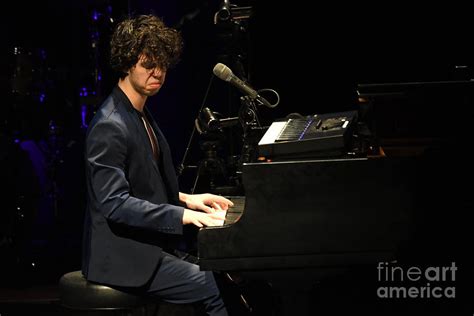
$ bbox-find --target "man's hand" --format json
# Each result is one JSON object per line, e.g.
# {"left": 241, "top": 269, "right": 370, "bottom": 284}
{"left": 182, "top": 209, "right": 226, "bottom": 227}
{"left": 179, "top": 193, "right": 234, "bottom": 214}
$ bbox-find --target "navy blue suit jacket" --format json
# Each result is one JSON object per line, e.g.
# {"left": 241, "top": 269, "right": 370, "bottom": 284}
{"left": 82, "top": 86, "right": 184, "bottom": 287}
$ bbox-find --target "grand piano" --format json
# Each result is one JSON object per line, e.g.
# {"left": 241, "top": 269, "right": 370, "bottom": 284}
{"left": 196, "top": 80, "right": 474, "bottom": 314}
{"left": 197, "top": 155, "right": 418, "bottom": 314}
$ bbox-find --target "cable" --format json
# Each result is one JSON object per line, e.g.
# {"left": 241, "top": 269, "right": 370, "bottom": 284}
{"left": 257, "top": 88, "right": 280, "bottom": 108}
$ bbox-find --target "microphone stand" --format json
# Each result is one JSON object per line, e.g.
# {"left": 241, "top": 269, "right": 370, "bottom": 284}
{"left": 238, "top": 96, "right": 265, "bottom": 165}
{"left": 176, "top": 122, "right": 198, "bottom": 178}
{"left": 176, "top": 76, "right": 217, "bottom": 179}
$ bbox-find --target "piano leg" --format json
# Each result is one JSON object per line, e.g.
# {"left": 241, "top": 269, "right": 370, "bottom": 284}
{"left": 217, "top": 272, "right": 279, "bottom": 315}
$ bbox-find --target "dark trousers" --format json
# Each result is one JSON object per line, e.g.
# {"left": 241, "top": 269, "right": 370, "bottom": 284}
{"left": 145, "top": 251, "right": 228, "bottom": 316}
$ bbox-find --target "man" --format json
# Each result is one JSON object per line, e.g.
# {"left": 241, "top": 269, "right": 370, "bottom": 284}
{"left": 81, "top": 14, "right": 232, "bottom": 316}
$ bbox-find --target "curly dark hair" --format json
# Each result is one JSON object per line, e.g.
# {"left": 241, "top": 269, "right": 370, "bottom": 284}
{"left": 110, "top": 14, "right": 183, "bottom": 78}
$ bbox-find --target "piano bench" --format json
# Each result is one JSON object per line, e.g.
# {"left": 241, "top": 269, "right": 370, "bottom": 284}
{"left": 59, "top": 271, "right": 196, "bottom": 315}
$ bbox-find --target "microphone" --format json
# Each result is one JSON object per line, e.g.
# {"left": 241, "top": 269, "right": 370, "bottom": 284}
{"left": 212, "top": 63, "right": 275, "bottom": 108}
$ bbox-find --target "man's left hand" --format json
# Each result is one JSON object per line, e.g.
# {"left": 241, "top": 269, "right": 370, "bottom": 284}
{"left": 180, "top": 193, "right": 234, "bottom": 213}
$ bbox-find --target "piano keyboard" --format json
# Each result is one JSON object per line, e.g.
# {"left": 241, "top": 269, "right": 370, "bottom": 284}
{"left": 224, "top": 196, "right": 245, "bottom": 225}
{"left": 207, "top": 196, "right": 245, "bottom": 227}
{"left": 275, "top": 118, "right": 314, "bottom": 142}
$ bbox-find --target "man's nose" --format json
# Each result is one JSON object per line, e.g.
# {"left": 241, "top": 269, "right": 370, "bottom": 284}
{"left": 151, "top": 67, "right": 164, "bottom": 77}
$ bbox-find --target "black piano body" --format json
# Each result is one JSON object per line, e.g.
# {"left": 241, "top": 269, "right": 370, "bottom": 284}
{"left": 198, "top": 156, "right": 416, "bottom": 272}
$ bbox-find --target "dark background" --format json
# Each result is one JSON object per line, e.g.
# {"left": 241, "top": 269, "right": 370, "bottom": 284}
{"left": 1, "top": 1, "right": 474, "bottom": 312}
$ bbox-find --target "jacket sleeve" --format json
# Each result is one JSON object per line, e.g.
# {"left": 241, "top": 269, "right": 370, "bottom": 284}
{"left": 86, "top": 117, "right": 184, "bottom": 235}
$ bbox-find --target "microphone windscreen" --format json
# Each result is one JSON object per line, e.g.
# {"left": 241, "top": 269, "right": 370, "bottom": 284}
{"left": 213, "top": 63, "right": 233, "bottom": 82}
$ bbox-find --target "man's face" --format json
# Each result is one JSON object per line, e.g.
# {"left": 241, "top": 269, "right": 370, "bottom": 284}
{"left": 128, "top": 55, "right": 167, "bottom": 97}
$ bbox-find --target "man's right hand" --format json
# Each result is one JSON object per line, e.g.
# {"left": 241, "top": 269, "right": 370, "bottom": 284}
{"left": 182, "top": 209, "right": 226, "bottom": 227}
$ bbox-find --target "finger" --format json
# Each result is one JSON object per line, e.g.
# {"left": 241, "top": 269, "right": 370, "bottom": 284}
{"left": 221, "top": 199, "right": 234, "bottom": 208}
{"left": 205, "top": 217, "right": 224, "bottom": 227}
{"left": 200, "top": 216, "right": 219, "bottom": 227}
{"left": 210, "top": 211, "right": 226, "bottom": 220}
{"left": 196, "top": 202, "right": 215, "bottom": 213}
{"left": 212, "top": 202, "right": 223, "bottom": 211}
{"left": 218, "top": 202, "right": 231, "bottom": 211}
{"left": 211, "top": 200, "right": 230, "bottom": 211}
{"left": 219, "top": 197, "right": 234, "bottom": 207}
{"left": 209, "top": 195, "right": 234, "bottom": 208}
{"left": 202, "top": 205, "right": 216, "bottom": 214}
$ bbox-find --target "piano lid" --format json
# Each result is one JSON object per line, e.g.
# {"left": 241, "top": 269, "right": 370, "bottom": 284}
{"left": 357, "top": 79, "right": 474, "bottom": 98}
{"left": 356, "top": 80, "right": 474, "bottom": 149}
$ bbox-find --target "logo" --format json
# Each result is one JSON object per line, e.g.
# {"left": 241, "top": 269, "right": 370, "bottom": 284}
{"left": 376, "top": 262, "right": 457, "bottom": 299}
